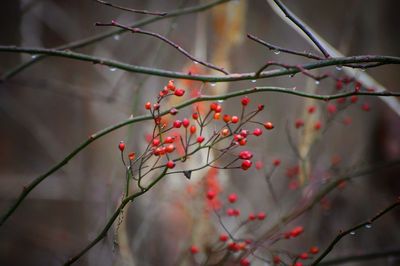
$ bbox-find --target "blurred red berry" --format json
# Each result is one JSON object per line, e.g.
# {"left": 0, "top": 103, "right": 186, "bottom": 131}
{"left": 118, "top": 141, "right": 125, "bottom": 152}
{"left": 228, "top": 193, "right": 238, "bottom": 203}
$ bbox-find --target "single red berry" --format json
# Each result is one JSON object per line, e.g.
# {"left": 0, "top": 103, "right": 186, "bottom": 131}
{"left": 308, "top": 105, "right": 316, "bottom": 114}
{"left": 264, "top": 122, "right": 274, "bottom": 130}
{"left": 239, "top": 151, "right": 253, "bottom": 160}
{"left": 354, "top": 81, "right": 362, "bottom": 92}
{"left": 165, "top": 144, "right": 175, "bottom": 153}
{"left": 190, "top": 245, "right": 199, "bottom": 254}
{"left": 166, "top": 160, "right": 175, "bottom": 169}
{"left": 128, "top": 152, "right": 135, "bottom": 160}
{"left": 213, "top": 112, "right": 221, "bottom": 120}
{"left": 238, "top": 138, "right": 247, "bottom": 146}
{"left": 299, "top": 252, "right": 309, "bottom": 260}
{"left": 221, "top": 128, "right": 230, "bottom": 136}
{"left": 248, "top": 213, "right": 256, "bottom": 221}
{"left": 190, "top": 125, "right": 197, "bottom": 134}
{"left": 118, "top": 141, "right": 125, "bottom": 152}
{"left": 197, "top": 136, "right": 205, "bottom": 143}
{"left": 174, "top": 88, "right": 185, "bottom": 97}
{"left": 226, "top": 208, "right": 235, "bottom": 216}
{"left": 152, "top": 138, "right": 160, "bottom": 146}
{"left": 336, "top": 79, "right": 343, "bottom": 90}
{"left": 207, "top": 189, "right": 216, "bottom": 200}
{"left": 273, "top": 255, "right": 281, "bottom": 265}
{"left": 215, "top": 104, "right": 222, "bottom": 113}
{"left": 228, "top": 193, "right": 238, "bottom": 203}
{"left": 231, "top": 116, "right": 239, "bottom": 123}
{"left": 295, "top": 119, "right": 304, "bottom": 129}
{"left": 273, "top": 159, "right": 281, "bottom": 166}
{"left": 233, "top": 209, "right": 240, "bottom": 216}
{"left": 257, "top": 211, "right": 266, "bottom": 220}
{"left": 145, "top": 101, "right": 152, "bottom": 110}
{"left": 223, "top": 114, "right": 231, "bottom": 123}
{"left": 314, "top": 121, "right": 321, "bottom": 130}
{"left": 219, "top": 234, "right": 229, "bottom": 242}
{"left": 173, "top": 120, "right": 182, "bottom": 128}
{"left": 182, "top": 118, "right": 190, "bottom": 128}
{"left": 361, "top": 102, "right": 371, "bottom": 111}
{"left": 290, "top": 226, "right": 304, "bottom": 237}
{"left": 167, "top": 80, "right": 176, "bottom": 91}
{"left": 169, "top": 108, "right": 178, "bottom": 115}
{"left": 257, "top": 104, "right": 264, "bottom": 111}
{"left": 253, "top": 128, "right": 263, "bottom": 136}
{"left": 241, "top": 96, "right": 250, "bottom": 106}
{"left": 164, "top": 136, "right": 175, "bottom": 144}
{"left": 309, "top": 246, "right": 319, "bottom": 254}
{"left": 227, "top": 242, "right": 239, "bottom": 252}
{"left": 350, "top": 95, "right": 358, "bottom": 103}
{"left": 210, "top": 102, "right": 218, "bottom": 111}
{"left": 153, "top": 103, "right": 160, "bottom": 110}
{"left": 327, "top": 103, "right": 337, "bottom": 114}
{"left": 293, "top": 262, "right": 303, "bottom": 266}
{"left": 192, "top": 112, "right": 199, "bottom": 120}
{"left": 240, "top": 258, "right": 251, "bottom": 266}
{"left": 241, "top": 160, "right": 252, "bottom": 170}
{"left": 255, "top": 161, "right": 263, "bottom": 170}
{"left": 240, "top": 130, "right": 248, "bottom": 137}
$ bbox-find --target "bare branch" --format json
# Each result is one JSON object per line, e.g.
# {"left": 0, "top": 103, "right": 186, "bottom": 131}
{"left": 94, "top": 0, "right": 167, "bottom": 16}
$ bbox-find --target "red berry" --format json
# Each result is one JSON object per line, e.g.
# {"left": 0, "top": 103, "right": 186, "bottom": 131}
{"left": 210, "top": 102, "right": 218, "bottom": 111}
{"left": 355, "top": 81, "right": 362, "bottom": 92}
{"left": 227, "top": 242, "right": 239, "bottom": 252}
{"left": 190, "top": 125, "right": 196, "bottom": 134}
{"left": 128, "top": 152, "right": 135, "bottom": 160}
{"left": 173, "top": 120, "right": 182, "bottom": 128}
{"left": 174, "top": 88, "right": 185, "bottom": 97}
{"left": 290, "top": 226, "right": 304, "bottom": 237}
{"left": 192, "top": 112, "right": 199, "bottom": 120}
{"left": 255, "top": 161, "right": 263, "bottom": 170}
{"left": 231, "top": 116, "right": 239, "bottom": 123}
{"left": 118, "top": 141, "right": 125, "bottom": 152}
{"left": 248, "top": 213, "right": 256, "bottom": 221}
{"left": 240, "top": 258, "right": 251, "bottom": 266}
{"left": 166, "top": 160, "right": 175, "bottom": 169}
{"left": 197, "top": 136, "right": 205, "bottom": 143}
{"left": 165, "top": 144, "right": 175, "bottom": 153}
{"left": 153, "top": 103, "right": 160, "bottom": 110}
{"left": 190, "top": 245, "right": 199, "bottom": 254}
{"left": 361, "top": 103, "right": 371, "bottom": 111}
{"left": 336, "top": 79, "right": 343, "bottom": 90}
{"left": 308, "top": 105, "right": 316, "bottom": 114}
{"left": 145, "top": 101, "right": 151, "bottom": 110}
{"left": 240, "top": 130, "right": 248, "bottom": 137}
{"left": 152, "top": 138, "right": 160, "bottom": 146}
{"left": 337, "top": 97, "right": 346, "bottom": 104}
{"left": 350, "top": 95, "right": 358, "bottom": 103}
{"left": 264, "top": 122, "right": 274, "bottom": 130}
{"left": 238, "top": 138, "right": 247, "bottom": 146}
{"left": 253, "top": 128, "right": 263, "bottom": 136}
{"left": 233, "top": 209, "right": 240, "bottom": 216}
{"left": 314, "top": 121, "right": 321, "bottom": 130}
{"left": 207, "top": 189, "right": 216, "bottom": 200}
{"left": 223, "top": 114, "right": 231, "bottom": 123}
{"left": 257, "top": 104, "right": 264, "bottom": 111}
{"left": 164, "top": 136, "right": 175, "bottom": 143}
{"left": 226, "top": 208, "right": 235, "bottom": 216}
{"left": 327, "top": 103, "right": 337, "bottom": 114}
{"left": 167, "top": 80, "right": 176, "bottom": 91}
{"left": 293, "top": 262, "right": 303, "bottom": 266}
{"left": 228, "top": 193, "right": 238, "bottom": 203}
{"left": 257, "top": 211, "right": 266, "bottom": 220}
{"left": 241, "top": 96, "right": 250, "bottom": 106}
{"left": 299, "top": 252, "right": 309, "bottom": 260}
{"left": 273, "top": 255, "right": 281, "bottom": 265}
{"left": 295, "top": 119, "right": 304, "bottom": 128}
{"left": 219, "top": 234, "right": 229, "bottom": 242}
{"left": 182, "top": 118, "right": 190, "bottom": 128}
{"left": 239, "top": 151, "right": 253, "bottom": 160}
{"left": 241, "top": 160, "right": 252, "bottom": 170}
{"left": 273, "top": 159, "right": 281, "bottom": 166}
{"left": 215, "top": 104, "right": 222, "bottom": 113}
{"left": 309, "top": 246, "right": 319, "bottom": 254}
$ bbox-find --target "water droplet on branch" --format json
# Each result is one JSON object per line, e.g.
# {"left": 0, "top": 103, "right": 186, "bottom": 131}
{"left": 273, "top": 50, "right": 281, "bottom": 55}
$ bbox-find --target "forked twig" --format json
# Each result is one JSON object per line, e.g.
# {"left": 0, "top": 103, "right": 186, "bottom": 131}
{"left": 94, "top": 0, "right": 167, "bottom": 16}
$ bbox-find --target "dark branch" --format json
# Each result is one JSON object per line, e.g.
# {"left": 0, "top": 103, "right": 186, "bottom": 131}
{"left": 94, "top": 0, "right": 167, "bottom": 16}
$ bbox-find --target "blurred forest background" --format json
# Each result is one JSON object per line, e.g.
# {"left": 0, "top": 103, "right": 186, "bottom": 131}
{"left": 0, "top": 0, "right": 400, "bottom": 265}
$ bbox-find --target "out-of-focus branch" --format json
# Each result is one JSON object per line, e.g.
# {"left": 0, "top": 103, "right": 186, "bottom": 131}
{"left": 0, "top": 0, "right": 231, "bottom": 81}
{"left": 94, "top": 0, "right": 167, "bottom": 16}
{"left": 271, "top": 0, "right": 330, "bottom": 58}
{"left": 1, "top": 46, "right": 400, "bottom": 82}
{"left": 1, "top": 85, "right": 399, "bottom": 227}
{"left": 310, "top": 198, "right": 400, "bottom": 265}
{"left": 95, "top": 21, "right": 229, "bottom": 74}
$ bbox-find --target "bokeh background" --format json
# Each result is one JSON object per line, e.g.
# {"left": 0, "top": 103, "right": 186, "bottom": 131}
{"left": 0, "top": 0, "right": 400, "bottom": 265}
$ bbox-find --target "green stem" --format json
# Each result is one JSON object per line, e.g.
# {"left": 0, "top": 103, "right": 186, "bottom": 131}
{"left": 1, "top": 46, "right": 400, "bottom": 82}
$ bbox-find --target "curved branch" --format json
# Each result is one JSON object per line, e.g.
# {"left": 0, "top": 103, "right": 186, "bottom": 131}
{"left": 310, "top": 198, "right": 400, "bottom": 265}
{"left": 318, "top": 249, "right": 400, "bottom": 266}
{"left": 1, "top": 46, "right": 400, "bottom": 82}
{"left": 1, "top": 86, "right": 399, "bottom": 227}
{"left": 95, "top": 21, "right": 229, "bottom": 74}
{"left": 94, "top": 0, "right": 167, "bottom": 16}
{"left": 0, "top": 0, "right": 231, "bottom": 81}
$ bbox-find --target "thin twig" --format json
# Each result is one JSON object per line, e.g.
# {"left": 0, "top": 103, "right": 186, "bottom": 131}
{"left": 247, "top": 33, "right": 323, "bottom": 60}
{"left": 318, "top": 249, "right": 400, "bottom": 266}
{"left": 94, "top": 0, "right": 167, "bottom": 16}
{"left": 95, "top": 21, "right": 229, "bottom": 75}
{"left": 310, "top": 198, "right": 400, "bottom": 265}
{"left": 271, "top": 0, "right": 331, "bottom": 58}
